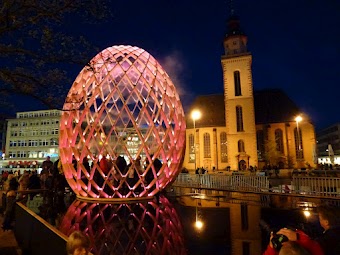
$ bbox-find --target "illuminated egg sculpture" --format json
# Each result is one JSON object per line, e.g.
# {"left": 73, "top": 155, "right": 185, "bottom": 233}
{"left": 59, "top": 45, "right": 186, "bottom": 200}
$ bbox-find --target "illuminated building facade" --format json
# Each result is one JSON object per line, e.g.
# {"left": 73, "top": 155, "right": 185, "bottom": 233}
{"left": 177, "top": 192, "right": 262, "bottom": 255}
{"left": 183, "top": 14, "right": 317, "bottom": 171}
{"left": 4, "top": 109, "right": 61, "bottom": 169}
{"left": 317, "top": 123, "right": 340, "bottom": 165}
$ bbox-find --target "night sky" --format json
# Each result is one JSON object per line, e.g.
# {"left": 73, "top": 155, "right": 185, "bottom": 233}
{"left": 18, "top": 0, "right": 340, "bottom": 131}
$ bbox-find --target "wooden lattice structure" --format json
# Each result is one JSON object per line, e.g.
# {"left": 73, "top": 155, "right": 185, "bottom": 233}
{"left": 59, "top": 45, "right": 186, "bottom": 199}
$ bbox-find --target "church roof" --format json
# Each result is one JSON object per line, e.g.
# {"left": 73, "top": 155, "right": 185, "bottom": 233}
{"left": 186, "top": 94, "right": 225, "bottom": 128}
{"left": 254, "top": 89, "right": 301, "bottom": 124}
{"left": 186, "top": 89, "right": 301, "bottom": 128}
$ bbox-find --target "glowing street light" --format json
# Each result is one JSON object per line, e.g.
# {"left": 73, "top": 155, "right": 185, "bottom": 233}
{"left": 191, "top": 110, "right": 202, "bottom": 125}
{"left": 195, "top": 219, "right": 204, "bottom": 230}
{"left": 295, "top": 115, "right": 302, "bottom": 123}
{"left": 191, "top": 110, "right": 201, "bottom": 171}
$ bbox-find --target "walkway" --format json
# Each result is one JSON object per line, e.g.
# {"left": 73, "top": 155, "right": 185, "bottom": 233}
{"left": 0, "top": 214, "right": 21, "bottom": 255}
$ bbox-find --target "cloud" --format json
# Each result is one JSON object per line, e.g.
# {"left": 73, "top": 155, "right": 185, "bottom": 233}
{"left": 159, "top": 50, "right": 187, "bottom": 97}
{"left": 158, "top": 51, "right": 193, "bottom": 112}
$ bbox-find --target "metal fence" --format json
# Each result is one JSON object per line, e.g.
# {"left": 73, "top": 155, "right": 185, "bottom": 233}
{"left": 292, "top": 176, "right": 340, "bottom": 197}
{"left": 173, "top": 174, "right": 340, "bottom": 198}
{"left": 173, "top": 174, "right": 269, "bottom": 192}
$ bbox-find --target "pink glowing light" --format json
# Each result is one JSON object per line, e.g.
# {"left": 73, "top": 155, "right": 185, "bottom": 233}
{"left": 59, "top": 196, "right": 186, "bottom": 254}
{"left": 59, "top": 45, "right": 186, "bottom": 199}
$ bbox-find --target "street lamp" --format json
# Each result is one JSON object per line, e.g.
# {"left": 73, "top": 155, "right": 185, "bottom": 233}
{"left": 295, "top": 115, "right": 302, "bottom": 155}
{"left": 191, "top": 110, "right": 201, "bottom": 171}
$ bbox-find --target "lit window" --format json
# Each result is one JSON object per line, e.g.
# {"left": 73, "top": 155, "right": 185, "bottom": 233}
{"left": 189, "top": 134, "right": 194, "bottom": 163}
{"left": 220, "top": 132, "right": 228, "bottom": 162}
{"left": 275, "top": 129, "right": 284, "bottom": 153}
{"left": 203, "top": 133, "right": 211, "bottom": 158}
{"left": 236, "top": 106, "right": 244, "bottom": 132}
{"left": 294, "top": 128, "right": 304, "bottom": 159}
{"left": 256, "top": 130, "right": 265, "bottom": 160}
{"left": 234, "top": 71, "right": 242, "bottom": 96}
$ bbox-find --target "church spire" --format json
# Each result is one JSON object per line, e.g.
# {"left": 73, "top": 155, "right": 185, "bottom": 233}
{"left": 229, "top": 0, "right": 235, "bottom": 17}
{"left": 223, "top": 0, "right": 248, "bottom": 57}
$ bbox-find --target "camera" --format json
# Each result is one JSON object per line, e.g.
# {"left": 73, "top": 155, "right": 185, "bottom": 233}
{"left": 271, "top": 233, "right": 289, "bottom": 251}
{"left": 259, "top": 220, "right": 290, "bottom": 251}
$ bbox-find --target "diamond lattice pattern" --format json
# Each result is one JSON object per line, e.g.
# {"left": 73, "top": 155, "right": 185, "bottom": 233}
{"left": 60, "top": 45, "right": 186, "bottom": 199}
{"left": 59, "top": 196, "right": 186, "bottom": 255}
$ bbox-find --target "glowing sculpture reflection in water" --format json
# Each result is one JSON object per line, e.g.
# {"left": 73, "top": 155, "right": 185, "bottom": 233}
{"left": 59, "top": 196, "right": 186, "bottom": 255}
{"left": 59, "top": 45, "right": 186, "bottom": 200}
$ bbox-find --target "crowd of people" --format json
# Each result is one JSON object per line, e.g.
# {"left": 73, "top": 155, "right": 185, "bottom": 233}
{"left": 2, "top": 155, "right": 340, "bottom": 255}
{"left": 0, "top": 153, "right": 164, "bottom": 229}
{"left": 0, "top": 156, "right": 69, "bottom": 230}
{"left": 75, "top": 154, "right": 163, "bottom": 197}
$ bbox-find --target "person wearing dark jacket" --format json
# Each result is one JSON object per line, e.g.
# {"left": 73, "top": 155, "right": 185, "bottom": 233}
{"left": 2, "top": 178, "right": 19, "bottom": 230}
{"left": 27, "top": 170, "right": 41, "bottom": 199}
{"left": 316, "top": 205, "right": 340, "bottom": 255}
{"left": 28, "top": 170, "right": 41, "bottom": 190}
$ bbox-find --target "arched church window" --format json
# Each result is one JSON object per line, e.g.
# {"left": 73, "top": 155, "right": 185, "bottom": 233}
{"left": 238, "top": 140, "right": 245, "bottom": 153}
{"left": 275, "top": 129, "right": 284, "bottom": 154}
{"left": 294, "top": 128, "right": 304, "bottom": 159}
{"left": 236, "top": 106, "right": 244, "bottom": 132}
{"left": 189, "top": 134, "right": 194, "bottom": 163}
{"left": 256, "top": 130, "right": 265, "bottom": 160}
{"left": 220, "top": 132, "right": 227, "bottom": 162}
{"left": 234, "top": 71, "right": 242, "bottom": 96}
{"left": 203, "top": 133, "right": 211, "bottom": 158}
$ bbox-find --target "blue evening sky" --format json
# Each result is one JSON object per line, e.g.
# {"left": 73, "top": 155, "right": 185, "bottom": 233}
{"left": 15, "top": 0, "right": 340, "bottom": 131}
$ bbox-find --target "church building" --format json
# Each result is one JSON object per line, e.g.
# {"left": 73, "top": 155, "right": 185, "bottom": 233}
{"left": 183, "top": 14, "right": 316, "bottom": 172}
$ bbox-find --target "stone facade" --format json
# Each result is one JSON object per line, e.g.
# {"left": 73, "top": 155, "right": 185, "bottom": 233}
{"left": 182, "top": 15, "right": 316, "bottom": 171}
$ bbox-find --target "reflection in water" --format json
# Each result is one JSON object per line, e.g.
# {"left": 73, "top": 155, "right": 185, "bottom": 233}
{"left": 59, "top": 196, "right": 186, "bottom": 255}
{"left": 25, "top": 187, "right": 340, "bottom": 254}
{"left": 175, "top": 191, "right": 262, "bottom": 254}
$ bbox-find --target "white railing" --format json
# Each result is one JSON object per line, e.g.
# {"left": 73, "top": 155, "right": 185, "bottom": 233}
{"left": 173, "top": 174, "right": 340, "bottom": 197}
{"left": 173, "top": 174, "right": 269, "bottom": 192}
{"left": 292, "top": 176, "right": 340, "bottom": 196}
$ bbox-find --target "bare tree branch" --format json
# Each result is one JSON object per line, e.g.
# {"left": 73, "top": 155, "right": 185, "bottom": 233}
{"left": 0, "top": 0, "right": 112, "bottom": 111}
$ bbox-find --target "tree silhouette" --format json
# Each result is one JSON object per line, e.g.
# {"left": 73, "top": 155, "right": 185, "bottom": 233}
{"left": 0, "top": 0, "right": 112, "bottom": 110}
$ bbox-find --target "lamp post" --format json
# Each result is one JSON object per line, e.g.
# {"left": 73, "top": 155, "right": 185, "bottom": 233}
{"left": 295, "top": 115, "right": 302, "bottom": 156}
{"left": 191, "top": 110, "right": 201, "bottom": 171}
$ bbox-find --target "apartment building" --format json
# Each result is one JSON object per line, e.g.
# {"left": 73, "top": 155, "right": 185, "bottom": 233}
{"left": 4, "top": 109, "right": 61, "bottom": 168}
{"left": 317, "top": 123, "right": 340, "bottom": 165}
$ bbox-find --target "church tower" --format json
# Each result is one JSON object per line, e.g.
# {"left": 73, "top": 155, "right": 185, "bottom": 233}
{"left": 221, "top": 11, "right": 258, "bottom": 170}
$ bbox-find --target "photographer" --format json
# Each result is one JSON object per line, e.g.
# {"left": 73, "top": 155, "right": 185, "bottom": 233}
{"left": 263, "top": 228, "right": 324, "bottom": 255}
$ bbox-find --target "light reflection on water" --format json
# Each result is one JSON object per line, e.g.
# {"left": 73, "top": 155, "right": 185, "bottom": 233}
{"left": 54, "top": 188, "right": 340, "bottom": 255}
